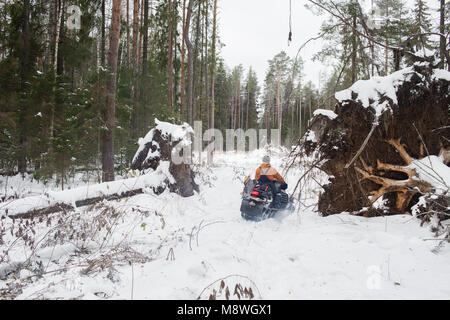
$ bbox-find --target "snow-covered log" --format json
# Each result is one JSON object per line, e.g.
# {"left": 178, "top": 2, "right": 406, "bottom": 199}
{"left": 0, "top": 162, "right": 176, "bottom": 218}
{"left": 300, "top": 62, "right": 450, "bottom": 221}
{"left": 1, "top": 120, "right": 200, "bottom": 218}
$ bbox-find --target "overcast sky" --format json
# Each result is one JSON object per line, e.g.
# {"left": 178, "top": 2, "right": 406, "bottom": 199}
{"left": 217, "top": 0, "right": 440, "bottom": 89}
{"left": 218, "top": 0, "right": 329, "bottom": 88}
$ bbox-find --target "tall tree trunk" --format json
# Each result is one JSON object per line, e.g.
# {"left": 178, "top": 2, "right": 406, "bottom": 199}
{"left": 290, "top": 88, "right": 294, "bottom": 140}
{"left": 167, "top": 0, "right": 174, "bottom": 109}
{"left": 141, "top": 0, "right": 149, "bottom": 130}
{"left": 127, "top": 0, "right": 130, "bottom": 68}
{"left": 385, "top": 39, "right": 389, "bottom": 75}
{"left": 371, "top": 43, "right": 375, "bottom": 77}
{"left": 265, "top": 101, "right": 269, "bottom": 131}
{"left": 193, "top": 3, "right": 201, "bottom": 121}
{"left": 246, "top": 85, "right": 249, "bottom": 131}
{"left": 277, "top": 70, "right": 281, "bottom": 145}
{"left": 1, "top": 9, "right": 6, "bottom": 60}
{"left": 351, "top": 10, "right": 357, "bottom": 83}
{"left": 18, "top": 0, "right": 31, "bottom": 174}
{"left": 204, "top": 0, "right": 209, "bottom": 128}
{"left": 181, "top": 0, "right": 187, "bottom": 120}
{"left": 129, "top": 0, "right": 139, "bottom": 141}
{"left": 56, "top": 0, "right": 65, "bottom": 77}
{"left": 298, "top": 79, "right": 302, "bottom": 137}
{"left": 132, "top": 0, "right": 139, "bottom": 75}
{"left": 173, "top": 2, "right": 178, "bottom": 108}
{"left": 139, "top": 0, "right": 144, "bottom": 71}
{"left": 142, "top": 0, "right": 149, "bottom": 76}
{"left": 440, "top": 0, "right": 446, "bottom": 69}
{"left": 101, "top": 0, "right": 106, "bottom": 67}
{"left": 50, "top": 0, "right": 59, "bottom": 71}
{"left": 237, "top": 82, "right": 241, "bottom": 129}
{"left": 370, "top": 0, "right": 374, "bottom": 77}
{"left": 49, "top": 0, "right": 64, "bottom": 151}
{"left": 234, "top": 89, "right": 238, "bottom": 129}
{"left": 384, "top": 6, "right": 389, "bottom": 76}
{"left": 103, "top": 0, "right": 122, "bottom": 182}
{"left": 309, "top": 94, "right": 312, "bottom": 121}
{"left": 209, "top": 0, "right": 217, "bottom": 159}
{"left": 393, "top": 49, "right": 401, "bottom": 71}
{"left": 52, "top": 1, "right": 63, "bottom": 73}
{"left": 185, "top": 0, "right": 194, "bottom": 125}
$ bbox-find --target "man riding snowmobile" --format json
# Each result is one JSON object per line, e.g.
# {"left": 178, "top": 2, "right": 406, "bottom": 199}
{"left": 254, "top": 155, "right": 287, "bottom": 208}
{"left": 240, "top": 156, "right": 293, "bottom": 221}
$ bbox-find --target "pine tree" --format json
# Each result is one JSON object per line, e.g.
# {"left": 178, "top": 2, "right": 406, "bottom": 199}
{"left": 411, "top": 0, "right": 433, "bottom": 52}
{"left": 375, "top": 0, "right": 412, "bottom": 72}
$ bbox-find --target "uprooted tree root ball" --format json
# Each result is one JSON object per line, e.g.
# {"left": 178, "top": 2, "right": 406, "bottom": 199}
{"left": 296, "top": 63, "right": 450, "bottom": 228}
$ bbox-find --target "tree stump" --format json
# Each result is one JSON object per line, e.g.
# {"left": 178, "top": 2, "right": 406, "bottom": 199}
{"left": 131, "top": 119, "right": 199, "bottom": 197}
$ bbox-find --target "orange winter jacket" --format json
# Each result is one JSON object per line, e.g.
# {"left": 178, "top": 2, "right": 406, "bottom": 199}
{"left": 255, "top": 163, "right": 285, "bottom": 183}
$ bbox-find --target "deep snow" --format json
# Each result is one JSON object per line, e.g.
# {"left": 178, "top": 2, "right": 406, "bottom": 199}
{"left": 1, "top": 150, "right": 449, "bottom": 300}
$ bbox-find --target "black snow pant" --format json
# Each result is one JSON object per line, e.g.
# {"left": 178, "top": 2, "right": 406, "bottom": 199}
{"left": 257, "top": 176, "right": 281, "bottom": 208}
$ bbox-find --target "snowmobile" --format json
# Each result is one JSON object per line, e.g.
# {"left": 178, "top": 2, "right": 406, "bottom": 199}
{"left": 240, "top": 178, "right": 295, "bottom": 221}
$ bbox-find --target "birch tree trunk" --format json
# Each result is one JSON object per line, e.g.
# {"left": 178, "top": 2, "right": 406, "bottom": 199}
{"left": 49, "top": 0, "right": 64, "bottom": 152}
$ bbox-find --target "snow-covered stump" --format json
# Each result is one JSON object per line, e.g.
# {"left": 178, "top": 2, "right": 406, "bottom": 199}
{"left": 131, "top": 119, "right": 199, "bottom": 197}
{"left": 299, "top": 62, "right": 450, "bottom": 225}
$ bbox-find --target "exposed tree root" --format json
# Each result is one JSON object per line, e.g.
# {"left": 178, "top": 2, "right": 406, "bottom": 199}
{"left": 355, "top": 138, "right": 432, "bottom": 213}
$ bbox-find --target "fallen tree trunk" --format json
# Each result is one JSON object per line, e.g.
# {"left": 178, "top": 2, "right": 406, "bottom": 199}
{"left": 9, "top": 189, "right": 144, "bottom": 219}
{"left": 3, "top": 119, "right": 200, "bottom": 219}
{"left": 1, "top": 173, "right": 157, "bottom": 219}
{"left": 10, "top": 203, "right": 75, "bottom": 219}
{"left": 74, "top": 189, "right": 143, "bottom": 208}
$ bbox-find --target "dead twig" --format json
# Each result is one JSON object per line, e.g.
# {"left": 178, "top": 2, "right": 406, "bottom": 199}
{"left": 345, "top": 122, "right": 377, "bottom": 169}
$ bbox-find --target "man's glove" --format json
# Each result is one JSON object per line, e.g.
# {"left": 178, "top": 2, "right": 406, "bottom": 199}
{"left": 281, "top": 183, "right": 288, "bottom": 190}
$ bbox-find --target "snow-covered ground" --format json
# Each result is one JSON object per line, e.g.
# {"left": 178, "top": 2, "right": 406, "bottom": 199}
{"left": 1, "top": 150, "right": 449, "bottom": 300}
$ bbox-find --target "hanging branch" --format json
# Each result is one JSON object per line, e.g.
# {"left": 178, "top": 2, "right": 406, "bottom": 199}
{"left": 284, "top": 22, "right": 344, "bottom": 116}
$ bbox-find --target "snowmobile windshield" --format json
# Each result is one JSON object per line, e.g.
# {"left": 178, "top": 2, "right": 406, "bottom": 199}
{"left": 244, "top": 179, "right": 256, "bottom": 195}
